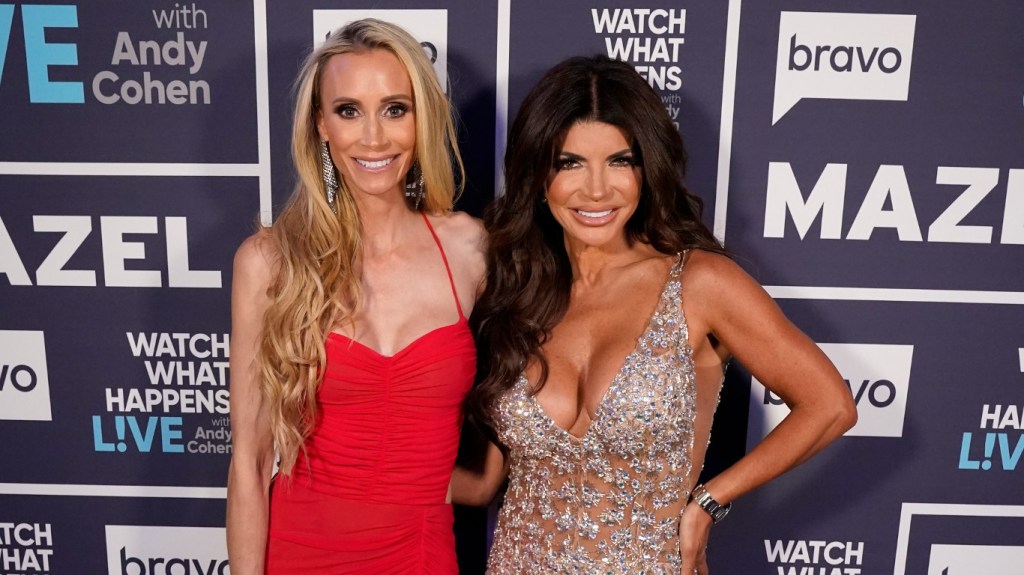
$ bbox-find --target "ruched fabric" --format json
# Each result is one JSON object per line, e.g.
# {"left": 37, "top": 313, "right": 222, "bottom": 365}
{"left": 266, "top": 213, "right": 475, "bottom": 574}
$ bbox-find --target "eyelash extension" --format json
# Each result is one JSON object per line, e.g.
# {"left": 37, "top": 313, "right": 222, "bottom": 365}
{"left": 385, "top": 103, "right": 409, "bottom": 116}
{"left": 554, "top": 157, "right": 579, "bottom": 170}
{"left": 335, "top": 103, "right": 358, "bottom": 116}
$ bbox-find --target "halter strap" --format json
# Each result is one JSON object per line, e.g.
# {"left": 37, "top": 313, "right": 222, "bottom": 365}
{"left": 421, "top": 212, "right": 466, "bottom": 320}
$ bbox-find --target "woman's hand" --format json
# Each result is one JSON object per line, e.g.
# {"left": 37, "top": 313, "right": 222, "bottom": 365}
{"left": 679, "top": 500, "right": 713, "bottom": 575}
{"left": 449, "top": 440, "right": 507, "bottom": 506}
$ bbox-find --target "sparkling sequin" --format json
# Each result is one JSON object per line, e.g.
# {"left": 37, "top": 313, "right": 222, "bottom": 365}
{"left": 488, "top": 254, "right": 706, "bottom": 575}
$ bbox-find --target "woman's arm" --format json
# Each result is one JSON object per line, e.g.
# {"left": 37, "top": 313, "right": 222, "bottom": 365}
{"left": 679, "top": 251, "right": 858, "bottom": 574}
{"left": 436, "top": 210, "right": 499, "bottom": 506}
{"left": 226, "top": 233, "right": 278, "bottom": 575}
{"left": 449, "top": 440, "right": 508, "bottom": 506}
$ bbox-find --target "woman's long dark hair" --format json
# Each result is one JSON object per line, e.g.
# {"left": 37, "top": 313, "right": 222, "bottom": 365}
{"left": 469, "top": 55, "right": 726, "bottom": 434}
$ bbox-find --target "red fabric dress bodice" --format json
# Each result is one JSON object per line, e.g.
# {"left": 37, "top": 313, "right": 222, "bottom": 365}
{"left": 291, "top": 322, "right": 475, "bottom": 502}
{"left": 266, "top": 213, "right": 475, "bottom": 575}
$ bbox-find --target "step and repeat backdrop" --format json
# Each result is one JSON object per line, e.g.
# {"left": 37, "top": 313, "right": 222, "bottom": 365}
{"left": 1, "top": 1, "right": 1021, "bottom": 574}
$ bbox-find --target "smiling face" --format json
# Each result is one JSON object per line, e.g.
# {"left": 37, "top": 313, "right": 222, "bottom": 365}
{"left": 545, "top": 121, "right": 642, "bottom": 252}
{"left": 316, "top": 49, "right": 416, "bottom": 202}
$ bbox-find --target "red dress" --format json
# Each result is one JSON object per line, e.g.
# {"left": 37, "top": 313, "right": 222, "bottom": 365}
{"left": 266, "top": 214, "right": 475, "bottom": 574}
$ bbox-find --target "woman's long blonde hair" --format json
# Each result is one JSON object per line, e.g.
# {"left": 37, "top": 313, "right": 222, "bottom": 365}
{"left": 259, "top": 19, "right": 464, "bottom": 475}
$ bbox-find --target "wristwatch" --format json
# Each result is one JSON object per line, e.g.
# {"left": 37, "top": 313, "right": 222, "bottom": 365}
{"left": 691, "top": 484, "right": 731, "bottom": 523}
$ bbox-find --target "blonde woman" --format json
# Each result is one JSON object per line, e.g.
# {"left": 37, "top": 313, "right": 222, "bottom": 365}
{"left": 226, "top": 20, "right": 485, "bottom": 575}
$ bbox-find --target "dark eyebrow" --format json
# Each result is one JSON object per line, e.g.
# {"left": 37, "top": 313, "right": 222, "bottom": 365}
{"left": 557, "top": 148, "right": 633, "bottom": 161}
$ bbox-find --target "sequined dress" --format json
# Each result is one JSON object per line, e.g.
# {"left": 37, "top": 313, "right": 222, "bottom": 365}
{"left": 488, "top": 254, "right": 719, "bottom": 575}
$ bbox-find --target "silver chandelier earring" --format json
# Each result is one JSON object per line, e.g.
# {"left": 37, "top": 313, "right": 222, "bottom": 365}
{"left": 320, "top": 140, "right": 339, "bottom": 212}
{"left": 405, "top": 161, "right": 425, "bottom": 210}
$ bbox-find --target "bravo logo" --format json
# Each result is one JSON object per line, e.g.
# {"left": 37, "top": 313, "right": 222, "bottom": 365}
{"left": 105, "top": 525, "right": 228, "bottom": 575}
{"left": 773, "top": 12, "right": 916, "bottom": 124}
{"left": 928, "top": 544, "right": 1024, "bottom": 575}
{"left": 312, "top": 9, "right": 448, "bottom": 92}
{"left": 748, "top": 344, "right": 912, "bottom": 444}
{"left": 0, "top": 330, "right": 52, "bottom": 421}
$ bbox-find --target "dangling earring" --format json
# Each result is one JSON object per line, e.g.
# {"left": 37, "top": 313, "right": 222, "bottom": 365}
{"left": 405, "top": 161, "right": 425, "bottom": 210}
{"left": 320, "top": 140, "right": 339, "bottom": 213}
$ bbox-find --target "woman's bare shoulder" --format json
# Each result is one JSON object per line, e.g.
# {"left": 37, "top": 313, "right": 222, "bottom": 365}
{"left": 431, "top": 211, "right": 487, "bottom": 255}
{"left": 434, "top": 210, "right": 485, "bottom": 238}
{"left": 682, "top": 249, "right": 741, "bottom": 280}
{"left": 681, "top": 249, "right": 767, "bottom": 308}
{"left": 234, "top": 228, "right": 279, "bottom": 287}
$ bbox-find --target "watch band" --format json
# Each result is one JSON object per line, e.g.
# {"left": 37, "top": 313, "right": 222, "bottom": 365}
{"left": 691, "top": 484, "right": 731, "bottom": 523}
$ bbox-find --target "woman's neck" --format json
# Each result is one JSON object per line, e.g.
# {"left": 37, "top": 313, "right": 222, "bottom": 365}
{"left": 564, "top": 236, "right": 658, "bottom": 287}
{"left": 354, "top": 192, "right": 419, "bottom": 257}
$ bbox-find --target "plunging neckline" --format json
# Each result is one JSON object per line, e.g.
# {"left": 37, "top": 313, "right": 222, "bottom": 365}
{"left": 521, "top": 254, "right": 682, "bottom": 442}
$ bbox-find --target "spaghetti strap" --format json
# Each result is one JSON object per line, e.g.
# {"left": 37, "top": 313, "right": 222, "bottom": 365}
{"left": 421, "top": 212, "right": 466, "bottom": 320}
